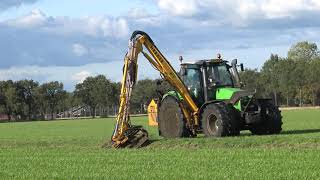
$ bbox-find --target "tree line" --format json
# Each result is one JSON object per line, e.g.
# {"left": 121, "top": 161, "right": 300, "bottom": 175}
{"left": 0, "top": 75, "right": 118, "bottom": 121}
{"left": 0, "top": 41, "right": 319, "bottom": 121}
{"left": 0, "top": 75, "right": 168, "bottom": 121}
{"left": 0, "top": 80, "right": 65, "bottom": 121}
{"left": 240, "top": 41, "right": 320, "bottom": 106}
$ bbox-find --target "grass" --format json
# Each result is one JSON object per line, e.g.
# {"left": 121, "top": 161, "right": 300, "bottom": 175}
{"left": 0, "top": 109, "right": 320, "bottom": 179}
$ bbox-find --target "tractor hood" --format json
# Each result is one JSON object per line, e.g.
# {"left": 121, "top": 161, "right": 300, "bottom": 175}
{"left": 216, "top": 88, "right": 244, "bottom": 100}
{"left": 163, "top": 88, "right": 255, "bottom": 111}
{"left": 216, "top": 88, "right": 255, "bottom": 111}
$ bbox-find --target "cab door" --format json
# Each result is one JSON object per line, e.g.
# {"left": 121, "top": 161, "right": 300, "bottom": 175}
{"left": 181, "top": 67, "right": 204, "bottom": 105}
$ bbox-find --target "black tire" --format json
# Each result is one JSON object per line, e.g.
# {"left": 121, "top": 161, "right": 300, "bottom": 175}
{"left": 158, "top": 96, "right": 189, "bottom": 138}
{"left": 201, "top": 103, "right": 234, "bottom": 137}
{"left": 225, "top": 104, "right": 241, "bottom": 136}
{"left": 250, "top": 102, "right": 282, "bottom": 135}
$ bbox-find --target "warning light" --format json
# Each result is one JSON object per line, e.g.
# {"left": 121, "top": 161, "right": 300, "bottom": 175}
{"left": 179, "top": 56, "right": 183, "bottom": 64}
{"left": 217, "top": 53, "right": 222, "bottom": 60}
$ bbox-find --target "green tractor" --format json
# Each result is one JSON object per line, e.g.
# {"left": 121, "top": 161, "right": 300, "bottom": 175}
{"left": 157, "top": 57, "right": 282, "bottom": 137}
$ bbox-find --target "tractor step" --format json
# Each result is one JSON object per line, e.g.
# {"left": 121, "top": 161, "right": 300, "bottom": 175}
{"left": 104, "top": 126, "right": 149, "bottom": 148}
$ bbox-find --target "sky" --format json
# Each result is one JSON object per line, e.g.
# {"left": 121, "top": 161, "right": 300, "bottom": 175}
{"left": 0, "top": 0, "right": 320, "bottom": 90}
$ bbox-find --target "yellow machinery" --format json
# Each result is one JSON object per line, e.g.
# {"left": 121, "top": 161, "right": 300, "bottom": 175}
{"left": 109, "top": 31, "right": 282, "bottom": 148}
{"left": 110, "top": 31, "right": 199, "bottom": 148}
{"left": 148, "top": 99, "right": 158, "bottom": 126}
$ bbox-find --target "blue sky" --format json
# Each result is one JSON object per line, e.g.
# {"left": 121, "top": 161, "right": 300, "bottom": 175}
{"left": 0, "top": 0, "right": 158, "bottom": 19}
{"left": 0, "top": 0, "right": 320, "bottom": 90}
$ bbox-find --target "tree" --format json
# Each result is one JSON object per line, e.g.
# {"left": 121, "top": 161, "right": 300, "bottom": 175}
{"left": 306, "top": 58, "right": 320, "bottom": 106}
{"left": 288, "top": 41, "right": 319, "bottom": 61}
{"left": 260, "top": 54, "right": 281, "bottom": 105}
{"left": 112, "top": 82, "right": 121, "bottom": 105}
{"left": 276, "top": 59, "right": 296, "bottom": 106}
{"left": 156, "top": 79, "right": 174, "bottom": 97}
{"left": 35, "top": 86, "right": 47, "bottom": 120}
{"left": 131, "top": 79, "right": 157, "bottom": 113}
{"left": 288, "top": 41, "right": 320, "bottom": 106}
{"left": 15, "top": 80, "right": 39, "bottom": 120}
{"left": 74, "top": 75, "right": 114, "bottom": 118}
{"left": 0, "top": 80, "right": 16, "bottom": 121}
{"left": 239, "top": 69, "right": 263, "bottom": 97}
{"left": 39, "top": 81, "right": 66, "bottom": 120}
{"left": 61, "top": 92, "right": 81, "bottom": 112}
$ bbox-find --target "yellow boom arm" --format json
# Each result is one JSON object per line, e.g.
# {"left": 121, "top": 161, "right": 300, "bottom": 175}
{"left": 111, "top": 31, "right": 199, "bottom": 147}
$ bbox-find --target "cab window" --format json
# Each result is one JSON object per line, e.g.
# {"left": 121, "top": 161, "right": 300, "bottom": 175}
{"left": 182, "top": 68, "right": 202, "bottom": 102}
{"left": 207, "top": 64, "right": 233, "bottom": 87}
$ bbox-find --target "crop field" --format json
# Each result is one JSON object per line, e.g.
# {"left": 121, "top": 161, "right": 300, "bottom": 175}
{"left": 0, "top": 110, "right": 320, "bottom": 179}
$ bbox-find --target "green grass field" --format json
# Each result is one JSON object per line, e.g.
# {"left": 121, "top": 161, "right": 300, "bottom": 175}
{"left": 1, "top": 110, "right": 320, "bottom": 179}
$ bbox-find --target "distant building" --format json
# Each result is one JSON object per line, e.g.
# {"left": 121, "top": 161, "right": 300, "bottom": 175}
{"left": 0, "top": 114, "right": 9, "bottom": 121}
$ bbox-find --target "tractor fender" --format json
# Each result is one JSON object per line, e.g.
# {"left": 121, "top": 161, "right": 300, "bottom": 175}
{"left": 161, "top": 91, "right": 183, "bottom": 102}
{"left": 199, "top": 100, "right": 225, "bottom": 115}
{"left": 158, "top": 93, "right": 182, "bottom": 115}
{"left": 225, "top": 90, "right": 256, "bottom": 105}
{"left": 256, "top": 98, "right": 274, "bottom": 105}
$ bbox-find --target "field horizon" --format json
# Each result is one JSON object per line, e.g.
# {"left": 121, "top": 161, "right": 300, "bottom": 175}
{"left": 1, "top": 109, "right": 320, "bottom": 179}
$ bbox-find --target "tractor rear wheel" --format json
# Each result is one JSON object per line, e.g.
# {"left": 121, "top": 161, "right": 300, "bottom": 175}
{"left": 250, "top": 102, "right": 282, "bottom": 135}
{"left": 158, "top": 96, "right": 189, "bottom": 138}
{"left": 201, "top": 103, "right": 233, "bottom": 137}
{"left": 226, "top": 104, "right": 241, "bottom": 136}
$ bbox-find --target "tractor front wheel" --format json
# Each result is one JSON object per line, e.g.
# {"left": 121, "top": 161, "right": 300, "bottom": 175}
{"left": 158, "top": 96, "right": 190, "bottom": 138}
{"left": 201, "top": 103, "right": 233, "bottom": 137}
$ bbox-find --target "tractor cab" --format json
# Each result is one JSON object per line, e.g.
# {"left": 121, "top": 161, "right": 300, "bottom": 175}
{"left": 180, "top": 58, "right": 243, "bottom": 105}
{"left": 160, "top": 55, "right": 282, "bottom": 139}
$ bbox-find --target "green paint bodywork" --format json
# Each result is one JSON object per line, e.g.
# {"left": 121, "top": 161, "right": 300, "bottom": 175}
{"left": 215, "top": 88, "right": 242, "bottom": 100}
{"left": 163, "top": 91, "right": 183, "bottom": 101}
{"left": 163, "top": 88, "right": 244, "bottom": 111}
{"left": 216, "top": 88, "right": 243, "bottom": 110}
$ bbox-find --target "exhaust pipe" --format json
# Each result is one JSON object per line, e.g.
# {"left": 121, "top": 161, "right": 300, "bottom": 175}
{"left": 231, "top": 59, "right": 241, "bottom": 87}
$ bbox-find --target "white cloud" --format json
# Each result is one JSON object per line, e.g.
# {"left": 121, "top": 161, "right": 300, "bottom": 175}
{"left": 311, "top": 0, "right": 320, "bottom": 7}
{"left": 3, "top": 9, "right": 130, "bottom": 39}
{"left": 6, "top": 9, "right": 47, "bottom": 28}
{"left": 237, "top": 0, "right": 260, "bottom": 20}
{"left": 155, "top": 0, "right": 320, "bottom": 25}
{"left": 72, "top": 43, "right": 88, "bottom": 57}
{"left": 101, "top": 18, "right": 129, "bottom": 38}
{"left": 71, "top": 71, "right": 91, "bottom": 83}
{"left": 0, "top": 59, "right": 166, "bottom": 91}
{"left": 128, "top": 8, "right": 150, "bottom": 19}
{"left": 1, "top": 1, "right": 320, "bottom": 83}
{"left": 157, "top": 0, "right": 199, "bottom": 17}
{"left": 0, "top": 62, "right": 121, "bottom": 90}
{"left": 0, "top": 66, "right": 47, "bottom": 81}
{"left": 261, "top": 0, "right": 315, "bottom": 18}
{"left": 0, "top": 0, "right": 38, "bottom": 11}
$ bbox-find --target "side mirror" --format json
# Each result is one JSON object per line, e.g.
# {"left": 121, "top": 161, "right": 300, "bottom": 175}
{"left": 180, "top": 67, "right": 187, "bottom": 76}
{"left": 231, "top": 59, "right": 238, "bottom": 66}
{"left": 179, "top": 56, "right": 183, "bottom": 64}
{"left": 156, "top": 80, "right": 162, "bottom": 86}
{"left": 240, "top": 63, "right": 244, "bottom": 72}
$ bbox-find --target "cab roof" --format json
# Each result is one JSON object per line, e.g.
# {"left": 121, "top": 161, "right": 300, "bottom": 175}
{"left": 180, "top": 59, "right": 229, "bottom": 66}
